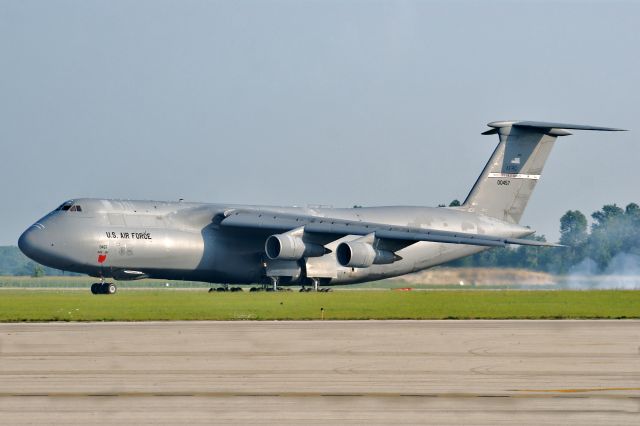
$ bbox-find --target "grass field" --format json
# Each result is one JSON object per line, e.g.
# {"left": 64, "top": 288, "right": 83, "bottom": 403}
{"left": 0, "top": 276, "right": 214, "bottom": 289}
{"left": 0, "top": 289, "right": 638, "bottom": 321}
{"left": 0, "top": 275, "right": 555, "bottom": 290}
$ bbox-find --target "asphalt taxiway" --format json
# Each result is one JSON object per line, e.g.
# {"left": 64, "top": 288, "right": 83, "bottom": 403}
{"left": 0, "top": 320, "right": 638, "bottom": 424}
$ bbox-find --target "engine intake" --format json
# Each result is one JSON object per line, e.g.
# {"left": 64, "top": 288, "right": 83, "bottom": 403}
{"left": 265, "top": 234, "right": 326, "bottom": 260}
{"left": 336, "top": 241, "right": 396, "bottom": 268}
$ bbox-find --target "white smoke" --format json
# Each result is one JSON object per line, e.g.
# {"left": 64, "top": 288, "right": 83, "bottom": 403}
{"left": 562, "top": 253, "right": 640, "bottom": 290}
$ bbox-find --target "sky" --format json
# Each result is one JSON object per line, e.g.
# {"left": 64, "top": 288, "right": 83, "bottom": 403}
{"left": 1, "top": 0, "right": 638, "bottom": 245}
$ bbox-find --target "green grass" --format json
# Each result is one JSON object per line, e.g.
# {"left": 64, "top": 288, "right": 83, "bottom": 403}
{"left": 0, "top": 275, "right": 214, "bottom": 288}
{"left": 0, "top": 276, "right": 554, "bottom": 291}
{"left": 0, "top": 289, "right": 638, "bottom": 321}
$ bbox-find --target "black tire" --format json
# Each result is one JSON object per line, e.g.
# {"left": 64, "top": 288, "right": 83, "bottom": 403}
{"left": 90, "top": 283, "right": 99, "bottom": 295}
{"left": 107, "top": 283, "right": 117, "bottom": 295}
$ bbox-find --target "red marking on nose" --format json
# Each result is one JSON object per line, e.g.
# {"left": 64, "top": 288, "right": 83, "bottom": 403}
{"left": 98, "top": 254, "right": 107, "bottom": 264}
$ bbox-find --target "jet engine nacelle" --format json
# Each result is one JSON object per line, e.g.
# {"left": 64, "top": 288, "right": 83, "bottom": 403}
{"left": 336, "top": 241, "right": 396, "bottom": 268}
{"left": 265, "top": 234, "right": 326, "bottom": 260}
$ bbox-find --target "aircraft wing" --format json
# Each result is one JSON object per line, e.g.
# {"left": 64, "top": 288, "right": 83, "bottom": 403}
{"left": 219, "top": 209, "right": 560, "bottom": 248}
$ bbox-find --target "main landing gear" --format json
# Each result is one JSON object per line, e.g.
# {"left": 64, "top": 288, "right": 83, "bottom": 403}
{"left": 90, "top": 282, "right": 117, "bottom": 295}
{"left": 298, "top": 278, "right": 330, "bottom": 292}
{"left": 249, "top": 277, "right": 281, "bottom": 292}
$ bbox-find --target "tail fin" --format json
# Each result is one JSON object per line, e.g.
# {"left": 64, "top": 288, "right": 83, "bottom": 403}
{"left": 461, "top": 121, "right": 625, "bottom": 224}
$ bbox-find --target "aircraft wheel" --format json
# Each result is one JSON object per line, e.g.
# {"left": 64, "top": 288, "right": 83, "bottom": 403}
{"left": 106, "top": 283, "right": 117, "bottom": 295}
{"left": 90, "top": 283, "right": 99, "bottom": 295}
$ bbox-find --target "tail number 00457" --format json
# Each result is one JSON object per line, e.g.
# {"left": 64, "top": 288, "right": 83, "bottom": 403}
{"left": 497, "top": 180, "right": 511, "bottom": 186}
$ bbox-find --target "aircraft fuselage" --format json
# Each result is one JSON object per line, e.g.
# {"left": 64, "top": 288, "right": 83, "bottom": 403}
{"left": 18, "top": 198, "right": 530, "bottom": 286}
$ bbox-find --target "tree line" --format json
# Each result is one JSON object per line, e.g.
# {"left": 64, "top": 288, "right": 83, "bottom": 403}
{"left": 448, "top": 202, "right": 640, "bottom": 273}
{"left": 0, "top": 246, "right": 73, "bottom": 276}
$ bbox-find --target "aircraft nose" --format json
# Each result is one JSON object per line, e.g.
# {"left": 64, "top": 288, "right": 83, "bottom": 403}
{"left": 18, "top": 224, "right": 50, "bottom": 263}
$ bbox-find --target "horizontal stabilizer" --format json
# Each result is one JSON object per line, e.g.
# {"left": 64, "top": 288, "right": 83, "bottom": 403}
{"left": 487, "top": 121, "right": 627, "bottom": 132}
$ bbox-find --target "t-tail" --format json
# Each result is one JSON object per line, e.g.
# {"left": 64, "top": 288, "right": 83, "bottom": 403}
{"left": 461, "top": 121, "right": 626, "bottom": 224}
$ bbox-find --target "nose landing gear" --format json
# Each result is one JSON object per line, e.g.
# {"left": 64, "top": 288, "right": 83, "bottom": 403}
{"left": 90, "top": 281, "right": 117, "bottom": 295}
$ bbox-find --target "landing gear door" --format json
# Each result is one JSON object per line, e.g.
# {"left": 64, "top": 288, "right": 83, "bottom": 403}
{"left": 305, "top": 256, "right": 337, "bottom": 279}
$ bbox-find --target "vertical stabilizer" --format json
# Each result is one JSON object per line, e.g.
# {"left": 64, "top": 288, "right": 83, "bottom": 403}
{"left": 461, "top": 121, "right": 625, "bottom": 224}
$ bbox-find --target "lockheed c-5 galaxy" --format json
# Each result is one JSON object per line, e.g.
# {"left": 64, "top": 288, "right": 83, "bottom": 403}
{"left": 19, "top": 121, "right": 624, "bottom": 294}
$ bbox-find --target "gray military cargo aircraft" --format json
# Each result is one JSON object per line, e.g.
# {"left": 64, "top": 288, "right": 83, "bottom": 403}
{"left": 19, "top": 121, "right": 624, "bottom": 294}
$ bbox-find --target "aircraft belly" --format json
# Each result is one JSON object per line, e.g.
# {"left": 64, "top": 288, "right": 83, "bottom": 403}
{"left": 89, "top": 227, "right": 207, "bottom": 279}
{"left": 111, "top": 229, "right": 203, "bottom": 269}
{"left": 407, "top": 242, "right": 486, "bottom": 271}
{"left": 84, "top": 224, "right": 265, "bottom": 283}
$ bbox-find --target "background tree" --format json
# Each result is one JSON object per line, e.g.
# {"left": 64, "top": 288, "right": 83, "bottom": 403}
{"left": 559, "top": 210, "right": 588, "bottom": 247}
{"left": 31, "top": 264, "right": 44, "bottom": 278}
{"left": 588, "top": 204, "right": 625, "bottom": 270}
{"left": 558, "top": 210, "right": 588, "bottom": 272}
{"left": 622, "top": 203, "right": 640, "bottom": 256}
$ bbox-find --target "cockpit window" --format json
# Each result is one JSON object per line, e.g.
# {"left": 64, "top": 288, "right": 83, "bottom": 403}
{"left": 56, "top": 201, "right": 73, "bottom": 211}
{"left": 55, "top": 201, "right": 82, "bottom": 212}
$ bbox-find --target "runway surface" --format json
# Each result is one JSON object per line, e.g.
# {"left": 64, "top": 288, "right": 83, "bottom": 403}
{"left": 0, "top": 320, "right": 639, "bottom": 424}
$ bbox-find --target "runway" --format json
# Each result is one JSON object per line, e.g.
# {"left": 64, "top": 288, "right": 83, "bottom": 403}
{"left": 0, "top": 321, "right": 639, "bottom": 424}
